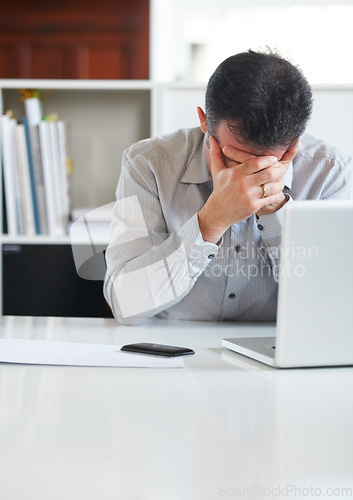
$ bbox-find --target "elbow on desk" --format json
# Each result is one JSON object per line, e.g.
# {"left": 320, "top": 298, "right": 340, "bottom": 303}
{"left": 103, "top": 297, "right": 149, "bottom": 326}
{"left": 103, "top": 288, "right": 149, "bottom": 326}
{"left": 103, "top": 272, "right": 163, "bottom": 326}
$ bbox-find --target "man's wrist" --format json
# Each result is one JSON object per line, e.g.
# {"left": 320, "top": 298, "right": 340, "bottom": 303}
{"left": 255, "top": 192, "right": 287, "bottom": 217}
{"left": 256, "top": 194, "right": 292, "bottom": 240}
{"left": 197, "top": 206, "right": 227, "bottom": 244}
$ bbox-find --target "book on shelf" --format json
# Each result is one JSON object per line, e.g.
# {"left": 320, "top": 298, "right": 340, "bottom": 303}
{"left": 48, "top": 120, "right": 70, "bottom": 234}
{"left": 22, "top": 116, "right": 41, "bottom": 234}
{"left": 1, "top": 101, "right": 71, "bottom": 237}
{"left": 1, "top": 114, "right": 23, "bottom": 235}
{"left": 14, "top": 123, "right": 36, "bottom": 235}
{"left": 28, "top": 121, "right": 49, "bottom": 234}
{"left": 39, "top": 120, "right": 70, "bottom": 235}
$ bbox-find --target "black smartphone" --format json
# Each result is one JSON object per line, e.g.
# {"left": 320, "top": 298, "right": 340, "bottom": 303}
{"left": 121, "top": 342, "right": 195, "bottom": 357}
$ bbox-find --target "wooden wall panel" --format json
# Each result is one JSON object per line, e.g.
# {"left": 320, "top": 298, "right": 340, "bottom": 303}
{"left": 0, "top": 45, "right": 15, "bottom": 78}
{"left": 27, "top": 44, "right": 73, "bottom": 79}
{"left": 76, "top": 43, "right": 128, "bottom": 80}
{"left": 0, "top": 0, "right": 149, "bottom": 79}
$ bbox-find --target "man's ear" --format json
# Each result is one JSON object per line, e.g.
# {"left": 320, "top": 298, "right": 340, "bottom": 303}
{"left": 197, "top": 107, "right": 208, "bottom": 135}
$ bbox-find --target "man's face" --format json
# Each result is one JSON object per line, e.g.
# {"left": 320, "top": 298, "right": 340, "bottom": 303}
{"left": 212, "top": 121, "right": 289, "bottom": 167}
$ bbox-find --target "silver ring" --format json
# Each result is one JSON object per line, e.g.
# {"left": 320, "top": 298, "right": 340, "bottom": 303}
{"left": 262, "top": 184, "right": 267, "bottom": 198}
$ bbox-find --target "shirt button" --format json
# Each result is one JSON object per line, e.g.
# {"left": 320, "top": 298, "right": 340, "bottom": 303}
{"left": 208, "top": 254, "right": 215, "bottom": 259}
{"left": 235, "top": 245, "right": 241, "bottom": 253}
{"left": 257, "top": 224, "right": 264, "bottom": 231}
{"left": 228, "top": 293, "right": 236, "bottom": 299}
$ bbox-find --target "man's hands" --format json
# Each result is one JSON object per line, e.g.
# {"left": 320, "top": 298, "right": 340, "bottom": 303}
{"left": 198, "top": 136, "right": 298, "bottom": 244}
{"left": 254, "top": 140, "right": 298, "bottom": 216}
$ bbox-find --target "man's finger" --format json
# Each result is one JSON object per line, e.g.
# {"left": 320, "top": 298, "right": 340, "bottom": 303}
{"left": 245, "top": 155, "right": 278, "bottom": 175}
{"left": 254, "top": 163, "right": 286, "bottom": 186}
{"left": 222, "top": 145, "right": 255, "bottom": 164}
{"left": 209, "top": 136, "right": 226, "bottom": 177}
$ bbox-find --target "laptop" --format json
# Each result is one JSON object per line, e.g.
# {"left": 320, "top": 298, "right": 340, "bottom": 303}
{"left": 222, "top": 200, "right": 353, "bottom": 368}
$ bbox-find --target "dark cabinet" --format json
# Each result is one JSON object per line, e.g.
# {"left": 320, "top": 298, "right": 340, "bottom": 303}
{"left": 2, "top": 244, "right": 113, "bottom": 317}
{"left": 0, "top": 0, "right": 149, "bottom": 79}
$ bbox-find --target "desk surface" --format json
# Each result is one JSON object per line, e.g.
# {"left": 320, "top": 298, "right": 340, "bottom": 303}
{"left": 0, "top": 316, "right": 352, "bottom": 500}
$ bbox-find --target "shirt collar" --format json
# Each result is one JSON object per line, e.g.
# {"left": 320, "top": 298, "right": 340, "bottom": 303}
{"left": 283, "top": 161, "right": 293, "bottom": 189}
{"left": 181, "top": 135, "right": 211, "bottom": 184}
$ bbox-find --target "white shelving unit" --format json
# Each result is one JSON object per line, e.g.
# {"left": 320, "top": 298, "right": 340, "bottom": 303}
{"left": 0, "top": 79, "right": 153, "bottom": 234}
{"left": 0, "top": 80, "right": 153, "bottom": 314}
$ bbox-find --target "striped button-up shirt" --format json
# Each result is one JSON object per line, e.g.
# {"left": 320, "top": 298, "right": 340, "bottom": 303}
{"left": 104, "top": 127, "right": 353, "bottom": 325}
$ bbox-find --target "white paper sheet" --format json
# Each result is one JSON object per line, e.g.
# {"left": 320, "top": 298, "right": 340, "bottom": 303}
{"left": 0, "top": 339, "right": 184, "bottom": 368}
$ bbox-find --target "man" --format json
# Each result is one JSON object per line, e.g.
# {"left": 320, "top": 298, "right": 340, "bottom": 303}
{"left": 104, "top": 49, "right": 353, "bottom": 325}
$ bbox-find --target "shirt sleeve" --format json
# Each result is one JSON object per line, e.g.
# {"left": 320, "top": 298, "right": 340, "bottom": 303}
{"left": 103, "top": 151, "right": 218, "bottom": 325}
{"left": 320, "top": 154, "right": 353, "bottom": 200}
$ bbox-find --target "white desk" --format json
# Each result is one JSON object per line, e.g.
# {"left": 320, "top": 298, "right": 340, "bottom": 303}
{"left": 0, "top": 316, "right": 352, "bottom": 500}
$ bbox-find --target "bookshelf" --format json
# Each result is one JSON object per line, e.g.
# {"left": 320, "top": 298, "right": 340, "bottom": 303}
{"left": 0, "top": 79, "right": 156, "bottom": 316}
{"left": 0, "top": 80, "right": 153, "bottom": 234}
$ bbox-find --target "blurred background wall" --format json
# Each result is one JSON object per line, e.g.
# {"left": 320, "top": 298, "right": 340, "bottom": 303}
{"left": 151, "top": 0, "right": 353, "bottom": 85}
